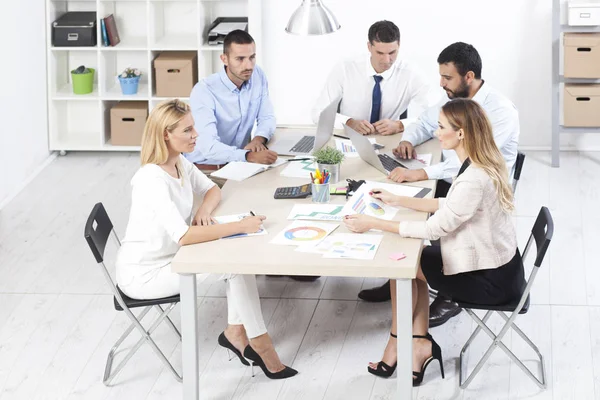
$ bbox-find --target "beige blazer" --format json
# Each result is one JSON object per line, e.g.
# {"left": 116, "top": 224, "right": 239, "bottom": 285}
{"left": 399, "top": 164, "right": 517, "bottom": 275}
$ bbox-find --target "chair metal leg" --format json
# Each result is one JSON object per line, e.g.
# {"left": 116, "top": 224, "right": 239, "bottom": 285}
{"left": 155, "top": 304, "right": 182, "bottom": 339}
{"left": 496, "top": 312, "right": 547, "bottom": 389}
{"left": 460, "top": 309, "right": 547, "bottom": 390}
{"left": 459, "top": 310, "right": 494, "bottom": 388}
{"left": 103, "top": 306, "right": 152, "bottom": 384}
{"left": 103, "top": 303, "right": 182, "bottom": 385}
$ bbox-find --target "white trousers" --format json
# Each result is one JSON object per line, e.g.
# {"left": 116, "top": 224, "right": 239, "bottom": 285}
{"left": 119, "top": 265, "right": 267, "bottom": 338}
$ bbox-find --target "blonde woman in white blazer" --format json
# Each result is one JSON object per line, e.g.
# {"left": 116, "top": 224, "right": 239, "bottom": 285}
{"left": 344, "top": 99, "right": 524, "bottom": 385}
{"left": 116, "top": 100, "right": 297, "bottom": 379}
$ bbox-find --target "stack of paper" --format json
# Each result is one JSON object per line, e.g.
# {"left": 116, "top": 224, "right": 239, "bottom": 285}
{"left": 211, "top": 158, "right": 287, "bottom": 181}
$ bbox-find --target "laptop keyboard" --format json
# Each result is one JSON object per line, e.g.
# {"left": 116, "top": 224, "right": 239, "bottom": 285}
{"left": 290, "top": 136, "right": 315, "bottom": 153}
{"left": 378, "top": 154, "right": 407, "bottom": 172}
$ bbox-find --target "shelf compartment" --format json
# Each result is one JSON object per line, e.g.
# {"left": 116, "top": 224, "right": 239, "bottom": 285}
{"left": 49, "top": 50, "right": 99, "bottom": 99}
{"left": 98, "top": 1, "right": 148, "bottom": 49}
{"left": 199, "top": 0, "right": 248, "bottom": 45}
{"left": 101, "top": 100, "right": 148, "bottom": 147}
{"left": 150, "top": 1, "right": 199, "bottom": 50}
{"left": 49, "top": 100, "right": 102, "bottom": 150}
{"left": 100, "top": 51, "right": 150, "bottom": 99}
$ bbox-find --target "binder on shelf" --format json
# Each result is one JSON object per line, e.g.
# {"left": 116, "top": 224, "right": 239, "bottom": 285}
{"left": 207, "top": 17, "right": 248, "bottom": 46}
{"left": 100, "top": 19, "right": 109, "bottom": 46}
{"left": 104, "top": 14, "right": 120, "bottom": 47}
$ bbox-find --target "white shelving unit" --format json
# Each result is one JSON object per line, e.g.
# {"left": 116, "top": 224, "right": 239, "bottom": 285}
{"left": 552, "top": 0, "right": 600, "bottom": 167}
{"left": 46, "top": 0, "right": 259, "bottom": 153}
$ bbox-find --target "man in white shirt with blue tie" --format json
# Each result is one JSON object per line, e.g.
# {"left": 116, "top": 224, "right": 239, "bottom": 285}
{"left": 311, "top": 20, "right": 430, "bottom": 136}
{"left": 360, "top": 43, "right": 521, "bottom": 328}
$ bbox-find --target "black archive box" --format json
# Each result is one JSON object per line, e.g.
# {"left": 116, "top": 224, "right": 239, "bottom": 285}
{"left": 52, "top": 12, "right": 97, "bottom": 47}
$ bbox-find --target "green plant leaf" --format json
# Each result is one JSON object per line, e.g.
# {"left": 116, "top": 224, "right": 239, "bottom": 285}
{"left": 312, "top": 146, "right": 345, "bottom": 164}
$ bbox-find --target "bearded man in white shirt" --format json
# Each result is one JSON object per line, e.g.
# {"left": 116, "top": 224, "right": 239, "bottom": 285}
{"left": 311, "top": 20, "right": 430, "bottom": 136}
{"left": 387, "top": 42, "right": 520, "bottom": 191}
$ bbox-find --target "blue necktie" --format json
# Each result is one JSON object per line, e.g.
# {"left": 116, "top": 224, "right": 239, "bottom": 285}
{"left": 370, "top": 75, "right": 383, "bottom": 124}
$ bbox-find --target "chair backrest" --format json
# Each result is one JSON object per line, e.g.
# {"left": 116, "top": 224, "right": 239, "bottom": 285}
{"left": 523, "top": 206, "right": 554, "bottom": 268}
{"left": 510, "top": 206, "right": 553, "bottom": 315}
{"left": 512, "top": 151, "right": 525, "bottom": 193}
{"left": 84, "top": 202, "right": 114, "bottom": 263}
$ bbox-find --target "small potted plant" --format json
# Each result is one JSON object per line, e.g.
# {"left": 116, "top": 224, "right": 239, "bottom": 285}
{"left": 312, "top": 146, "right": 345, "bottom": 184}
{"left": 71, "top": 65, "right": 95, "bottom": 95}
{"left": 118, "top": 67, "right": 142, "bottom": 95}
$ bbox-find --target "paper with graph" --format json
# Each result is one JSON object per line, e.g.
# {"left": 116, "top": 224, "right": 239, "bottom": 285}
{"left": 287, "top": 204, "right": 345, "bottom": 221}
{"left": 335, "top": 138, "right": 380, "bottom": 158}
{"left": 279, "top": 157, "right": 316, "bottom": 178}
{"left": 296, "top": 233, "right": 383, "bottom": 260}
{"left": 270, "top": 221, "right": 338, "bottom": 246}
{"left": 341, "top": 180, "right": 428, "bottom": 220}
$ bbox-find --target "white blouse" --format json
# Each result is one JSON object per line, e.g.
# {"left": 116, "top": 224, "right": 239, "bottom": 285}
{"left": 116, "top": 155, "right": 216, "bottom": 288}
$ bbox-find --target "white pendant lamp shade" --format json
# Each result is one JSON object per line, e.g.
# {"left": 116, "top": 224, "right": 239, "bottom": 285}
{"left": 285, "top": 0, "right": 341, "bottom": 36}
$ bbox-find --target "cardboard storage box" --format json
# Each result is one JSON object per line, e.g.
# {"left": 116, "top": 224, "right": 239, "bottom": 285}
{"left": 110, "top": 101, "right": 148, "bottom": 146}
{"left": 564, "top": 84, "right": 600, "bottom": 127}
{"left": 154, "top": 52, "right": 198, "bottom": 97}
{"left": 564, "top": 33, "right": 600, "bottom": 78}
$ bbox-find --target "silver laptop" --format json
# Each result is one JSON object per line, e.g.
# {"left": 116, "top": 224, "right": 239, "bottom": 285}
{"left": 345, "top": 125, "right": 409, "bottom": 175}
{"left": 269, "top": 98, "right": 339, "bottom": 156}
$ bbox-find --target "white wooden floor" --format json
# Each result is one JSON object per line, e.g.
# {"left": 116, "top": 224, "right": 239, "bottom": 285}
{"left": 0, "top": 151, "right": 598, "bottom": 400}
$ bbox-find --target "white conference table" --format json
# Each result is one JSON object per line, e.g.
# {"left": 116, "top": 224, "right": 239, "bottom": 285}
{"left": 172, "top": 127, "right": 441, "bottom": 399}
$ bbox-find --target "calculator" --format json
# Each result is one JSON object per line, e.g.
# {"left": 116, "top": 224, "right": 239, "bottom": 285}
{"left": 274, "top": 184, "right": 312, "bottom": 199}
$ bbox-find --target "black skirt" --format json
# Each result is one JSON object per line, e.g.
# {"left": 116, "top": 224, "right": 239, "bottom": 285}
{"left": 421, "top": 246, "right": 526, "bottom": 305}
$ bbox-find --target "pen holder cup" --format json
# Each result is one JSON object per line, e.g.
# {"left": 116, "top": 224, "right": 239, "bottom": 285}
{"left": 311, "top": 183, "right": 331, "bottom": 203}
{"left": 316, "top": 163, "right": 340, "bottom": 184}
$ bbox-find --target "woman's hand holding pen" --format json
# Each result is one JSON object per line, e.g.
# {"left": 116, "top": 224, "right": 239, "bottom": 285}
{"left": 368, "top": 188, "right": 398, "bottom": 206}
{"left": 239, "top": 213, "right": 266, "bottom": 233}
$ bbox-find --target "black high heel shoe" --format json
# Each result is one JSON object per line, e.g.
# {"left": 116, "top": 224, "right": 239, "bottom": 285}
{"left": 412, "top": 333, "right": 445, "bottom": 386}
{"left": 367, "top": 332, "right": 398, "bottom": 378}
{"left": 218, "top": 332, "right": 249, "bottom": 366}
{"left": 243, "top": 345, "right": 298, "bottom": 379}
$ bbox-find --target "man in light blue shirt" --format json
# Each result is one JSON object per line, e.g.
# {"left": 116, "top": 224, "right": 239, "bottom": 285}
{"left": 185, "top": 30, "right": 278, "bottom": 166}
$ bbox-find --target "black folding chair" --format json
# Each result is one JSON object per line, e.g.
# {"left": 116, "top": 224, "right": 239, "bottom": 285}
{"left": 513, "top": 152, "right": 526, "bottom": 194}
{"left": 455, "top": 206, "right": 553, "bottom": 389}
{"left": 84, "top": 202, "right": 182, "bottom": 385}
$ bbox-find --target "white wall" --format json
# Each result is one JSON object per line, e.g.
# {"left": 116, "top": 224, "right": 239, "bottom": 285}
{"left": 0, "top": 0, "right": 50, "bottom": 208}
{"left": 260, "top": 0, "right": 555, "bottom": 148}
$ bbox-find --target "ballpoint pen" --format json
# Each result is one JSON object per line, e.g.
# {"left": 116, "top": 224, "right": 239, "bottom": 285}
{"left": 333, "top": 134, "right": 350, "bottom": 140}
{"left": 249, "top": 211, "right": 256, "bottom": 216}
{"left": 287, "top": 158, "right": 312, "bottom": 162}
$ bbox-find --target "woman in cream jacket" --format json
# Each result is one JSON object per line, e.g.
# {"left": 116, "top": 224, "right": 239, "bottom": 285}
{"left": 344, "top": 98, "right": 524, "bottom": 385}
